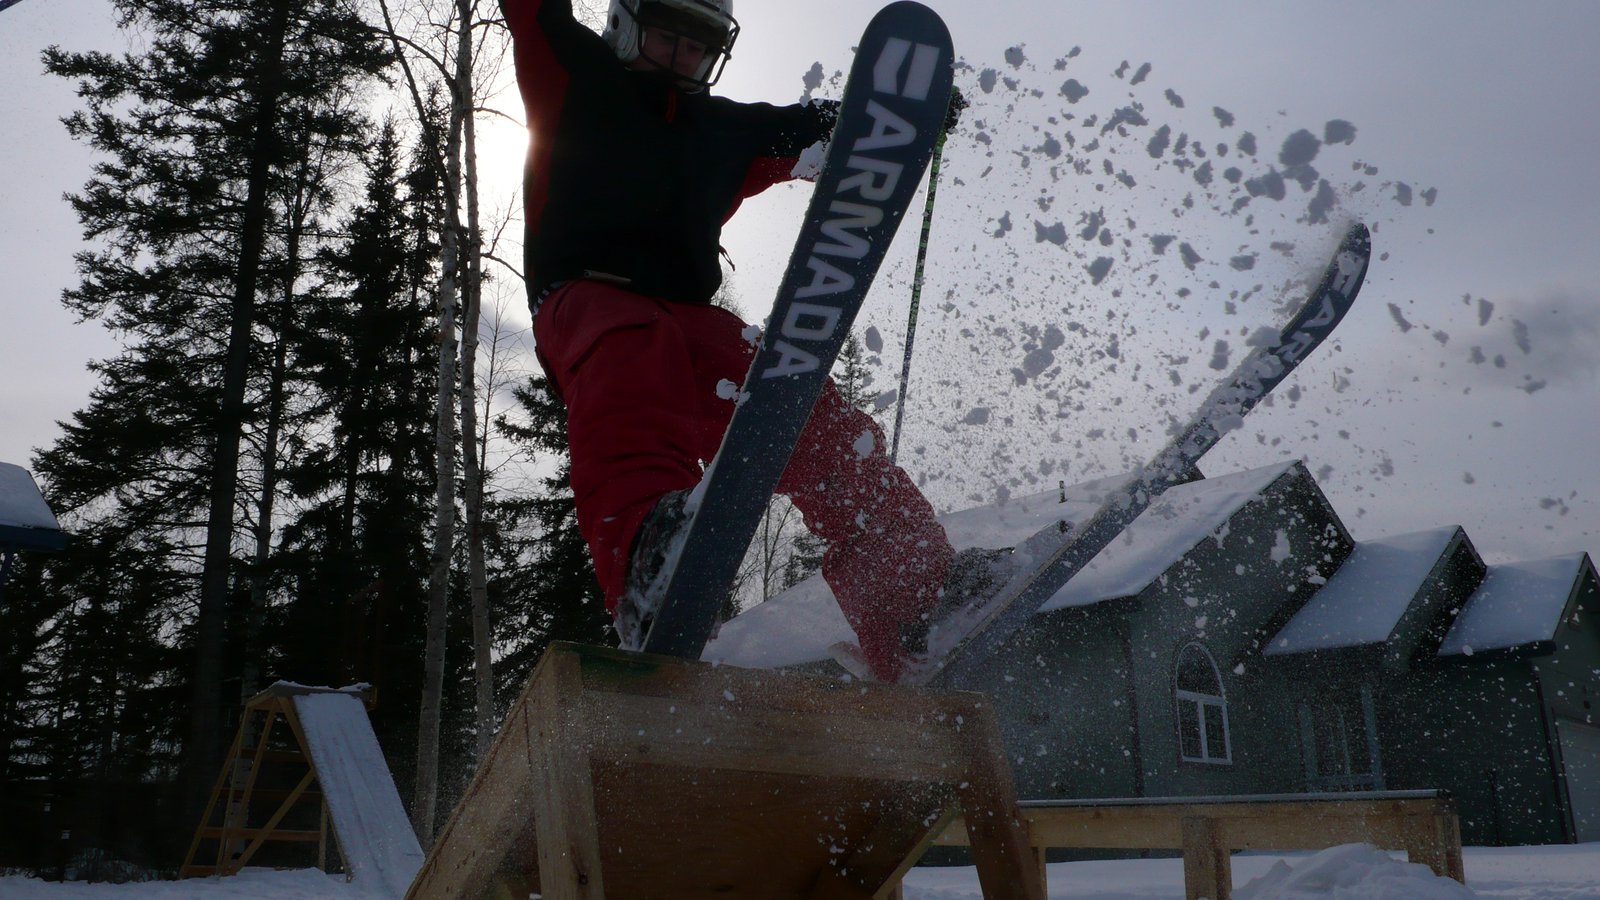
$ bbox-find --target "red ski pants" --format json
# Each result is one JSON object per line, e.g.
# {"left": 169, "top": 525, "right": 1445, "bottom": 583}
{"left": 534, "top": 280, "right": 953, "bottom": 678}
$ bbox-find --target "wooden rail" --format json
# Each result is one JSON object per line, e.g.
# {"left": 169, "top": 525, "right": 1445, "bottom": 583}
{"left": 923, "top": 790, "right": 1464, "bottom": 900}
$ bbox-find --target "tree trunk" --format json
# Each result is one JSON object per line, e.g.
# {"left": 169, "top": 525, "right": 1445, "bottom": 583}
{"left": 239, "top": 307, "right": 290, "bottom": 701}
{"left": 458, "top": 40, "right": 496, "bottom": 763}
{"left": 412, "top": 0, "right": 475, "bottom": 846}
{"left": 240, "top": 154, "right": 312, "bottom": 702}
{"left": 186, "top": 0, "right": 290, "bottom": 823}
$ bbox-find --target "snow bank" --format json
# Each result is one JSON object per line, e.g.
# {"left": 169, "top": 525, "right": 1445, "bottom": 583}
{"left": 0, "top": 868, "right": 378, "bottom": 899}
{"left": 1233, "top": 843, "right": 1476, "bottom": 899}
{"left": 11, "top": 841, "right": 1600, "bottom": 898}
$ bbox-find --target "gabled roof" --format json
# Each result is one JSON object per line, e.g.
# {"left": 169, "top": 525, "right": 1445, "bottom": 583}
{"left": 1437, "top": 553, "right": 1594, "bottom": 657}
{"left": 706, "top": 461, "right": 1297, "bottom": 669}
{"left": 1264, "top": 527, "right": 1461, "bottom": 656}
{"left": 0, "top": 462, "right": 66, "bottom": 552}
{"left": 1040, "top": 461, "right": 1300, "bottom": 612}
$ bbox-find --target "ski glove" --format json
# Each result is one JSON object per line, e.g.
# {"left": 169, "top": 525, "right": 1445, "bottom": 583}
{"left": 942, "top": 87, "right": 968, "bottom": 135}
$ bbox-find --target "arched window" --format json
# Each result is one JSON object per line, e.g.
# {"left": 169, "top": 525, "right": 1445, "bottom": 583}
{"left": 1175, "top": 642, "right": 1232, "bottom": 765}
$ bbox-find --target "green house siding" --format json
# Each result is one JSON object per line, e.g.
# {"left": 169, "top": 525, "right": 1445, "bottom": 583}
{"left": 1381, "top": 661, "right": 1567, "bottom": 845}
{"left": 1383, "top": 533, "right": 1487, "bottom": 673}
{"left": 1537, "top": 592, "right": 1600, "bottom": 840}
{"left": 1538, "top": 571, "right": 1600, "bottom": 728}
{"left": 970, "top": 610, "right": 1144, "bottom": 801}
{"left": 1130, "top": 471, "right": 1347, "bottom": 798}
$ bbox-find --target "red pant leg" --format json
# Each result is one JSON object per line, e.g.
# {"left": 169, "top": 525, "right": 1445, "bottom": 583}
{"left": 536, "top": 281, "right": 951, "bottom": 678}
{"left": 535, "top": 282, "right": 714, "bottom": 609}
{"left": 777, "top": 383, "right": 953, "bottom": 681}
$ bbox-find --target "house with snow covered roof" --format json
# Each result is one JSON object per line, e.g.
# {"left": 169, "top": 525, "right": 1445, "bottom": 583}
{"left": 0, "top": 462, "right": 65, "bottom": 555}
{"left": 0, "top": 462, "right": 67, "bottom": 605}
{"left": 706, "top": 459, "right": 1600, "bottom": 848}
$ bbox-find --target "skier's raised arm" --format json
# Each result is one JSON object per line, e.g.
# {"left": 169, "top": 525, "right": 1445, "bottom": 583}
{"left": 720, "top": 97, "right": 841, "bottom": 215}
{"left": 500, "top": 0, "right": 616, "bottom": 135}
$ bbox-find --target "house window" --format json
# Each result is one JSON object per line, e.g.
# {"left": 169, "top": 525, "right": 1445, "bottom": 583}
{"left": 1297, "top": 684, "right": 1385, "bottom": 792}
{"left": 1175, "top": 642, "right": 1232, "bottom": 765}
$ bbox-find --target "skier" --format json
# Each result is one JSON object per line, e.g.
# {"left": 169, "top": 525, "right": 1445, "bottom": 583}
{"left": 501, "top": 0, "right": 984, "bottom": 680}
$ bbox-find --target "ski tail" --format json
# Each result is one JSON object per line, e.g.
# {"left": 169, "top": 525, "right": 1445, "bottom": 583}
{"left": 915, "top": 222, "right": 1372, "bottom": 687}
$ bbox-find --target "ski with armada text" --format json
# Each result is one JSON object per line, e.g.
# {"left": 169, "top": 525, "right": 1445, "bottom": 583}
{"left": 880, "top": 222, "right": 1374, "bottom": 688}
{"left": 635, "top": 2, "right": 956, "bottom": 660}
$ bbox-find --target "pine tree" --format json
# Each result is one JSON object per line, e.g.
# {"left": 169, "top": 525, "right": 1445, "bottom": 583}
{"left": 36, "top": 0, "right": 393, "bottom": 844}
{"left": 490, "top": 377, "right": 614, "bottom": 689}
{"left": 272, "top": 119, "right": 438, "bottom": 769}
{"left": 834, "top": 332, "right": 877, "bottom": 412}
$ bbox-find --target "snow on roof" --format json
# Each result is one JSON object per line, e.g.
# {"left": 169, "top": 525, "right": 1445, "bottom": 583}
{"left": 706, "top": 461, "right": 1297, "bottom": 669}
{"left": 938, "top": 471, "right": 1122, "bottom": 551}
{"left": 0, "top": 462, "right": 59, "bottom": 532}
{"left": 1264, "top": 527, "right": 1460, "bottom": 656}
{"left": 1437, "top": 554, "right": 1589, "bottom": 657}
{"left": 1040, "top": 460, "right": 1300, "bottom": 612}
{"left": 706, "top": 480, "right": 1089, "bottom": 668}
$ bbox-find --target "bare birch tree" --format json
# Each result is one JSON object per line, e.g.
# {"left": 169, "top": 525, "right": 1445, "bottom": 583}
{"left": 374, "top": 0, "right": 473, "bottom": 843}
{"left": 376, "top": 0, "right": 529, "bottom": 840}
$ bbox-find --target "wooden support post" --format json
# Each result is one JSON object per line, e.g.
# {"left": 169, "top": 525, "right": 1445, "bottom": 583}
{"left": 1181, "top": 816, "right": 1230, "bottom": 900}
{"left": 1438, "top": 810, "right": 1466, "bottom": 883}
{"left": 233, "top": 770, "right": 317, "bottom": 870}
{"left": 956, "top": 723, "right": 1046, "bottom": 900}
{"left": 1404, "top": 806, "right": 1465, "bottom": 882}
{"left": 526, "top": 648, "right": 605, "bottom": 900}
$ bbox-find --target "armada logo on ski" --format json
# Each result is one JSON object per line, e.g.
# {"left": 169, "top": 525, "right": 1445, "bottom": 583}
{"left": 874, "top": 37, "right": 942, "bottom": 100}
{"left": 760, "top": 36, "right": 947, "bottom": 381}
{"left": 1278, "top": 249, "right": 1369, "bottom": 365}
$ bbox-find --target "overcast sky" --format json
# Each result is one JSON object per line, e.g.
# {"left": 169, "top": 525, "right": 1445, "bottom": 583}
{"left": 3, "top": 0, "right": 1598, "bottom": 565}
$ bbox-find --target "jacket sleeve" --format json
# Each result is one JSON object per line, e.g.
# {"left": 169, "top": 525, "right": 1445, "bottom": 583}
{"left": 726, "top": 99, "right": 841, "bottom": 217}
{"left": 500, "top": 0, "right": 610, "bottom": 134}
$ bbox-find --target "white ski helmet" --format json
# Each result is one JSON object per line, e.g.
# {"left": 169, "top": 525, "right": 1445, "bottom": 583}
{"left": 603, "top": 0, "right": 739, "bottom": 90}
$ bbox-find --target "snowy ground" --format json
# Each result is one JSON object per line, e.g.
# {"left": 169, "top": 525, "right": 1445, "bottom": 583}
{"left": 4, "top": 843, "right": 1597, "bottom": 899}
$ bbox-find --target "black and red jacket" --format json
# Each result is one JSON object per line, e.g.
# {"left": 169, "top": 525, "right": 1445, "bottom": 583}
{"left": 501, "top": 0, "right": 840, "bottom": 305}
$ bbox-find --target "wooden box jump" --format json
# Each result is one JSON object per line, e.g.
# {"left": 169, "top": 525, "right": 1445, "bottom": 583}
{"left": 406, "top": 642, "right": 1045, "bottom": 900}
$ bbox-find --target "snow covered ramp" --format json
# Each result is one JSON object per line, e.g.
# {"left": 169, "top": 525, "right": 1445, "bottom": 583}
{"left": 294, "top": 691, "right": 423, "bottom": 898}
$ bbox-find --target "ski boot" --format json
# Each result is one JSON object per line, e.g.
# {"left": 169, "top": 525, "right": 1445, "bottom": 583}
{"left": 614, "top": 488, "right": 692, "bottom": 651}
{"left": 900, "top": 546, "right": 1015, "bottom": 657}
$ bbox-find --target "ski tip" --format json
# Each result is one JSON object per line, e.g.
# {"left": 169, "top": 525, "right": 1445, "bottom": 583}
{"left": 868, "top": 1, "right": 953, "bottom": 45}
{"left": 1343, "top": 221, "right": 1372, "bottom": 255}
{"left": 879, "top": 0, "right": 942, "bottom": 17}
{"left": 1336, "top": 222, "right": 1373, "bottom": 299}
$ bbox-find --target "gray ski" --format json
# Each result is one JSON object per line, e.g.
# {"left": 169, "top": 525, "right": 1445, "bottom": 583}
{"left": 639, "top": 2, "right": 955, "bottom": 659}
{"left": 908, "top": 222, "right": 1373, "bottom": 687}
